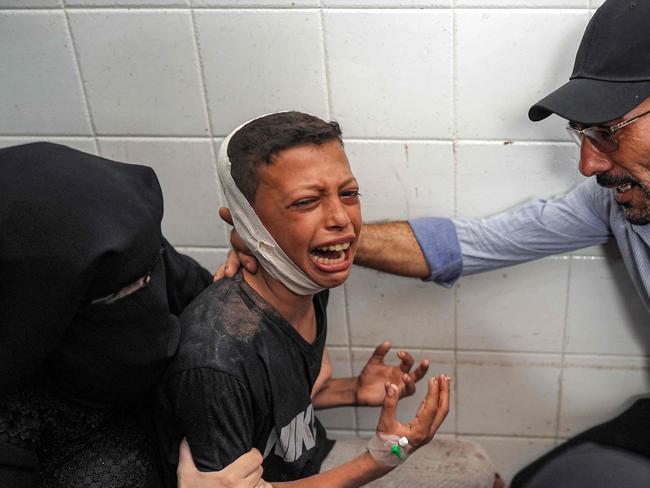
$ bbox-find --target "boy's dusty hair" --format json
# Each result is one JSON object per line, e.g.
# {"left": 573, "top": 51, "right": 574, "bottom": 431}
{"left": 227, "top": 111, "right": 343, "bottom": 204}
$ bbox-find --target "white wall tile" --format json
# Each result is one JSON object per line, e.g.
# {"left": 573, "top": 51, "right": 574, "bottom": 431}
{"left": 346, "top": 267, "right": 455, "bottom": 349}
{"left": 68, "top": 10, "right": 208, "bottom": 136}
{"left": 352, "top": 348, "right": 456, "bottom": 434}
{"left": 0, "top": 0, "right": 61, "bottom": 6}
{"left": 456, "top": 10, "right": 589, "bottom": 141}
{"left": 591, "top": 0, "right": 606, "bottom": 8}
{"left": 560, "top": 355, "right": 650, "bottom": 437}
{"left": 456, "top": 142, "right": 582, "bottom": 218}
{"left": 457, "top": 257, "right": 569, "bottom": 352}
{"left": 345, "top": 141, "right": 454, "bottom": 222}
{"left": 457, "top": 0, "right": 587, "bottom": 6}
{"left": 0, "top": 12, "right": 91, "bottom": 135}
{"left": 327, "top": 285, "right": 349, "bottom": 346}
{"left": 461, "top": 435, "right": 556, "bottom": 485}
{"left": 457, "top": 352, "right": 561, "bottom": 436}
{"left": 566, "top": 257, "right": 650, "bottom": 356}
{"left": 324, "top": 0, "right": 450, "bottom": 6}
{"left": 194, "top": 10, "right": 328, "bottom": 136}
{"left": 178, "top": 247, "right": 228, "bottom": 273}
{"left": 67, "top": 0, "right": 189, "bottom": 6}
{"left": 97, "top": 138, "right": 226, "bottom": 247}
{"left": 325, "top": 10, "right": 453, "bottom": 139}
{"left": 0, "top": 137, "right": 97, "bottom": 154}
{"left": 193, "top": 0, "right": 318, "bottom": 6}
{"left": 317, "top": 347, "right": 356, "bottom": 430}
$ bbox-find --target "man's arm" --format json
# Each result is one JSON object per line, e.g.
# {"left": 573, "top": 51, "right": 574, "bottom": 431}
{"left": 353, "top": 223, "right": 429, "bottom": 278}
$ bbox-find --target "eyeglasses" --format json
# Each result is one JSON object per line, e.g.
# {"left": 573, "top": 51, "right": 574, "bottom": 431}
{"left": 566, "top": 109, "right": 650, "bottom": 153}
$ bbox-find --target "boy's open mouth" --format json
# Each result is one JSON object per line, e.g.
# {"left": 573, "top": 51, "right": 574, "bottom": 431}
{"left": 309, "top": 241, "right": 351, "bottom": 266}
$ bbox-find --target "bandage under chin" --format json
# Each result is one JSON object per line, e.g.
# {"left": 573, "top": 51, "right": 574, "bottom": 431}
{"left": 367, "top": 434, "right": 412, "bottom": 466}
{"left": 216, "top": 117, "right": 326, "bottom": 296}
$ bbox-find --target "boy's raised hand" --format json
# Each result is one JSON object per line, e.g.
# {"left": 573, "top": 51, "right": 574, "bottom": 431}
{"left": 177, "top": 438, "right": 271, "bottom": 488}
{"left": 375, "top": 375, "right": 450, "bottom": 452}
{"left": 213, "top": 208, "right": 258, "bottom": 281}
{"left": 355, "top": 341, "right": 429, "bottom": 406}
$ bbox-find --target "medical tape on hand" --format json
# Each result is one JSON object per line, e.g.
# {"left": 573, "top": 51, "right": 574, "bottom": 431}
{"left": 216, "top": 115, "right": 326, "bottom": 296}
{"left": 367, "top": 433, "right": 412, "bottom": 466}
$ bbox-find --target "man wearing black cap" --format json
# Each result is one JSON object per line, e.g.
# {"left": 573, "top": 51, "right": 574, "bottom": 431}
{"left": 219, "top": 0, "right": 650, "bottom": 486}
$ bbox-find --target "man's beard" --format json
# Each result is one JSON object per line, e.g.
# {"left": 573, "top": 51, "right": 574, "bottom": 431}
{"left": 597, "top": 173, "right": 650, "bottom": 225}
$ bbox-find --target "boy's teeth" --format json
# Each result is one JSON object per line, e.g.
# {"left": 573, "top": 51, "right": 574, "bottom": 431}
{"left": 316, "top": 242, "right": 350, "bottom": 252}
{"left": 312, "top": 250, "right": 346, "bottom": 265}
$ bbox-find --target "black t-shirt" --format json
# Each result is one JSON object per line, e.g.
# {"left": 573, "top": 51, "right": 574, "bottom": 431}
{"left": 157, "top": 272, "right": 335, "bottom": 485}
{"left": 0, "top": 142, "right": 212, "bottom": 406}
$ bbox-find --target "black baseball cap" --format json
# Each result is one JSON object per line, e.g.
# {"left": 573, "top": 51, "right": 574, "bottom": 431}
{"left": 529, "top": 0, "right": 650, "bottom": 125}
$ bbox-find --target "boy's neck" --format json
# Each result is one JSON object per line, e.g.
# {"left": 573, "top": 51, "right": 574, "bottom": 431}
{"left": 243, "top": 267, "right": 317, "bottom": 343}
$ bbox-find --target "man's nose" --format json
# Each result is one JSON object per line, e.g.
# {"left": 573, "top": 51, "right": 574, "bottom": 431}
{"left": 578, "top": 138, "right": 614, "bottom": 177}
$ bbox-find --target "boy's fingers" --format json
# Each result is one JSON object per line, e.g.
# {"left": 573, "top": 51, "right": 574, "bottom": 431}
{"left": 398, "top": 351, "right": 414, "bottom": 373}
{"left": 429, "top": 376, "right": 451, "bottom": 437}
{"left": 403, "top": 374, "right": 416, "bottom": 397}
{"left": 368, "top": 341, "right": 391, "bottom": 364}
{"left": 415, "top": 377, "right": 440, "bottom": 429}
{"left": 376, "top": 383, "right": 399, "bottom": 432}
{"left": 219, "top": 207, "right": 234, "bottom": 225}
{"left": 411, "top": 359, "right": 430, "bottom": 382}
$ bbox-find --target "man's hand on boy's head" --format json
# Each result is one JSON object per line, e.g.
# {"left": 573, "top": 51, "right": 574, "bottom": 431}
{"left": 355, "top": 341, "right": 429, "bottom": 407}
{"left": 375, "top": 375, "right": 450, "bottom": 452}
{"left": 177, "top": 438, "right": 270, "bottom": 488}
{"left": 213, "top": 208, "right": 258, "bottom": 281}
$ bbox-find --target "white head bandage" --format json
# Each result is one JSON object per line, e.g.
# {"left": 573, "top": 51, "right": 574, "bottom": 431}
{"left": 216, "top": 116, "right": 326, "bottom": 296}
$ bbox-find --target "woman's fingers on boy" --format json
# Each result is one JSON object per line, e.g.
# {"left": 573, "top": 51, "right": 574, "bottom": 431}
{"left": 177, "top": 438, "right": 265, "bottom": 488}
{"left": 218, "top": 207, "right": 258, "bottom": 274}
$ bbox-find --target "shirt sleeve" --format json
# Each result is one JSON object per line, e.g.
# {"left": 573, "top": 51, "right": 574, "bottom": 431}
{"left": 409, "top": 180, "right": 613, "bottom": 282}
{"left": 165, "top": 367, "right": 255, "bottom": 472}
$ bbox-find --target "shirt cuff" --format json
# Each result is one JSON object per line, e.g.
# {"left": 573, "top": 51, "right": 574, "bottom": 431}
{"left": 407, "top": 217, "right": 463, "bottom": 288}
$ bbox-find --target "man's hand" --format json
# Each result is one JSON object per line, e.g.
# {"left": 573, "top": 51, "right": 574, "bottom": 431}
{"left": 177, "top": 438, "right": 271, "bottom": 488}
{"left": 375, "top": 375, "right": 450, "bottom": 451}
{"left": 213, "top": 208, "right": 258, "bottom": 281}
{"left": 355, "top": 341, "right": 429, "bottom": 406}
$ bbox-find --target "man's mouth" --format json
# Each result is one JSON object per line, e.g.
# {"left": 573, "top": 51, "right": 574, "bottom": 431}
{"left": 616, "top": 183, "right": 633, "bottom": 193}
{"left": 597, "top": 174, "right": 638, "bottom": 195}
{"left": 309, "top": 241, "right": 351, "bottom": 265}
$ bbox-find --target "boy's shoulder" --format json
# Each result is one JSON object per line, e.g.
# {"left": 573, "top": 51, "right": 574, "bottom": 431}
{"left": 170, "top": 274, "right": 267, "bottom": 375}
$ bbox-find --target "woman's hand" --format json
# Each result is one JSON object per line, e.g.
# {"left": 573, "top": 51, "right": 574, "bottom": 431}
{"left": 213, "top": 208, "right": 258, "bottom": 281}
{"left": 355, "top": 341, "right": 429, "bottom": 406}
{"left": 374, "top": 374, "right": 450, "bottom": 451}
{"left": 177, "top": 438, "right": 271, "bottom": 488}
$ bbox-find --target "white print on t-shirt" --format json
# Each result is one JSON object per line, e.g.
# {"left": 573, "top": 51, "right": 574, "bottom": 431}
{"left": 263, "top": 404, "right": 316, "bottom": 462}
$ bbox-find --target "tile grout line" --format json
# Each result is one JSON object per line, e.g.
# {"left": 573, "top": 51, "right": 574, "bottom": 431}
{"left": 318, "top": 0, "right": 333, "bottom": 120}
{"left": 554, "top": 255, "right": 573, "bottom": 440}
{"left": 61, "top": 1, "right": 100, "bottom": 154}
{"left": 342, "top": 282, "right": 358, "bottom": 433}
{"left": 451, "top": 0, "right": 460, "bottom": 439}
{"left": 188, "top": 5, "right": 231, "bottom": 245}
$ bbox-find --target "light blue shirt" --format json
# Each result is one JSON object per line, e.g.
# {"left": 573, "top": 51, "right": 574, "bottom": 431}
{"left": 409, "top": 179, "right": 650, "bottom": 313}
